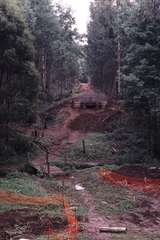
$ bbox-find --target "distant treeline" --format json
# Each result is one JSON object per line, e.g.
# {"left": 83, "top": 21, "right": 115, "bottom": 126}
{"left": 0, "top": 0, "right": 80, "bottom": 124}
{"left": 87, "top": 0, "right": 160, "bottom": 158}
{"left": 0, "top": 0, "right": 81, "bottom": 161}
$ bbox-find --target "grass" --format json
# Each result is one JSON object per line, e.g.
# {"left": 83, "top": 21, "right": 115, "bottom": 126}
{"left": 35, "top": 233, "right": 92, "bottom": 240}
{"left": 57, "top": 120, "right": 151, "bottom": 167}
{"left": 0, "top": 172, "right": 47, "bottom": 196}
{"left": 111, "top": 233, "right": 160, "bottom": 240}
{"left": 36, "top": 233, "right": 92, "bottom": 240}
{"left": 36, "top": 237, "right": 48, "bottom": 240}
{"left": 75, "top": 206, "right": 88, "bottom": 222}
{"left": 0, "top": 203, "right": 64, "bottom": 217}
{"left": 77, "top": 233, "right": 92, "bottom": 240}
{"left": 0, "top": 203, "right": 26, "bottom": 213}
{"left": 73, "top": 168, "right": 160, "bottom": 239}
{"left": 42, "top": 177, "right": 69, "bottom": 194}
{"left": 59, "top": 133, "right": 111, "bottom": 163}
{"left": 77, "top": 169, "right": 140, "bottom": 216}
{"left": 0, "top": 173, "right": 67, "bottom": 239}
{"left": 38, "top": 204, "right": 64, "bottom": 218}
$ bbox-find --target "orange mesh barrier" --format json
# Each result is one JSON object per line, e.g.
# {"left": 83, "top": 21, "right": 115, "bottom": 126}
{"left": 64, "top": 200, "right": 79, "bottom": 239}
{"left": 0, "top": 191, "right": 63, "bottom": 205}
{"left": 99, "top": 168, "right": 160, "bottom": 192}
{"left": 0, "top": 191, "right": 79, "bottom": 240}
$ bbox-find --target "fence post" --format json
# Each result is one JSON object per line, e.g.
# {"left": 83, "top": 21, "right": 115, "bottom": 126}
{"left": 82, "top": 140, "right": 86, "bottom": 154}
{"left": 46, "top": 151, "right": 50, "bottom": 176}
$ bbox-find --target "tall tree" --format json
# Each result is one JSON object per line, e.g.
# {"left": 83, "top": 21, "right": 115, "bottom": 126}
{"left": 87, "top": 0, "right": 117, "bottom": 95}
{"left": 0, "top": 0, "right": 38, "bottom": 124}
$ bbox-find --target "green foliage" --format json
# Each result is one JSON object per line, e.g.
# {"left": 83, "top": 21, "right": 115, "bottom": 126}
{"left": 121, "top": 0, "right": 160, "bottom": 102}
{"left": 25, "top": 0, "right": 80, "bottom": 100}
{"left": 87, "top": 0, "right": 117, "bottom": 94}
{"left": 0, "top": 0, "right": 38, "bottom": 94}
{"left": 77, "top": 234, "right": 92, "bottom": 240}
{"left": 78, "top": 169, "right": 139, "bottom": 215}
{"left": 87, "top": 0, "right": 160, "bottom": 159}
{"left": 0, "top": 0, "right": 80, "bottom": 162}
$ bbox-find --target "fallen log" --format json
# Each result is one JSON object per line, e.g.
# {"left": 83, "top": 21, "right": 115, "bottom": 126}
{"left": 99, "top": 227, "right": 127, "bottom": 233}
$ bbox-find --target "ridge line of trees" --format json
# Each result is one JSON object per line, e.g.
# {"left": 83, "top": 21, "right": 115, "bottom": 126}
{"left": 0, "top": 0, "right": 81, "bottom": 162}
{"left": 87, "top": 0, "right": 160, "bottom": 158}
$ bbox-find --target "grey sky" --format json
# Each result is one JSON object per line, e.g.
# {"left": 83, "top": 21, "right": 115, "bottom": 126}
{"left": 57, "top": 0, "right": 91, "bottom": 33}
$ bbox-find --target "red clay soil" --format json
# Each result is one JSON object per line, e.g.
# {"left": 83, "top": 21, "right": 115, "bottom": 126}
{"left": 99, "top": 168, "right": 160, "bottom": 192}
{"left": 63, "top": 200, "right": 79, "bottom": 240}
{"left": 78, "top": 188, "right": 112, "bottom": 240}
{"left": 31, "top": 106, "right": 85, "bottom": 172}
{"left": 0, "top": 191, "right": 79, "bottom": 240}
{"left": 31, "top": 83, "right": 110, "bottom": 170}
{"left": 42, "top": 199, "right": 79, "bottom": 240}
{"left": 44, "top": 200, "right": 79, "bottom": 240}
{"left": 0, "top": 191, "right": 63, "bottom": 205}
{"left": 0, "top": 208, "right": 67, "bottom": 236}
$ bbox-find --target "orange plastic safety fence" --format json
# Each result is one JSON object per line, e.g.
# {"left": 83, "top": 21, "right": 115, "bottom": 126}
{"left": 63, "top": 200, "right": 79, "bottom": 240}
{"left": 99, "top": 168, "right": 160, "bottom": 192}
{"left": 0, "top": 191, "right": 79, "bottom": 240}
{"left": 0, "top": 191, "right": 63, "bottom": 205}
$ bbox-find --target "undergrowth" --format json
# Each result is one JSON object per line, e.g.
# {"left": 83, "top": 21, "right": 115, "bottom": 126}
{"left": 111, "top": 233, "right": 160, "bottom": 240}
{"left": 77, "top": 169, "right": 140, "bottom": 216}
{"left": 58, "top": 112, "right": 155, "bottom": 166}
{"left": 0, "top": 172, "right": 47, "bottom": 196}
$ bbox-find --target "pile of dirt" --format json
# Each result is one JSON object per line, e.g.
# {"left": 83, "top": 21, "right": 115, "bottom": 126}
{"left": 69, "top": 109, "right": 122, "bottom": 133}
{"left": 0, "top": 208, "right": 67, "bottom": 238}
{"left": 116, "top": 165, "right": 160, "bottom": 179}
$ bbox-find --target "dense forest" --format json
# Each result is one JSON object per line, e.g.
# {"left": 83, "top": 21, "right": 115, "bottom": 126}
{"left": 87, "top": 0, "right": 160, "bottom": 100}
{"left": 0, "top": 0, "right": 80, "bottom": 162}
{"left": 1, "top": 1, "right": 160, "bottom": 239}
{"left": 1, "top": 0, "right": 160, "bottom": 163}
{"left": 87, "top": 0, "right": 160, "bottom": 159}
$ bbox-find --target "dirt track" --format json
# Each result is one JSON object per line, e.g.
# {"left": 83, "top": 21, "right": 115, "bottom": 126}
{"left": 1, "top": 83, "right": 160, "bottom": 239}
{"left": 32, "top": 83, "right": 114, "bottom": 171}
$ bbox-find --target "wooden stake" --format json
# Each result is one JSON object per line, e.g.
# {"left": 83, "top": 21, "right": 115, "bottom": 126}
{"left": 46, "top": 151, "right": 50, "bottom": 176}
{"left": 99, "top": 227, "right": 127, "bottom": 233}
{"left": 82, "top": 140, "right": 86, "bottom": 154}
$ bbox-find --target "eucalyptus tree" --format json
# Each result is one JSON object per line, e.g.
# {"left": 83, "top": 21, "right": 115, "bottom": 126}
{"left": 54, "top": 4, "right": 80, "bottom": 97}
{"left": 87, "top": 0, "right": 117, "bottom": 95}
{"left": 0, "top": 0, "right": 38, "bottom": 125}
{"left": 22, "top": 0, "right": 80, "bottom": 100}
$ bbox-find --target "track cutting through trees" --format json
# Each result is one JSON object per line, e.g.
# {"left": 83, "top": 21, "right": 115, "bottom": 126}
{"left": 1, "top": 84, "right": 160, "bottom": 239}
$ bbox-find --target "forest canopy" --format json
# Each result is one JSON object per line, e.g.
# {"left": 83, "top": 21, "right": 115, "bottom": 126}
{"left": 87, "top": 0, "right": 160, "bottom": 158}
{"left": 0, "top": 0, "right": 80, "bottom": 161}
